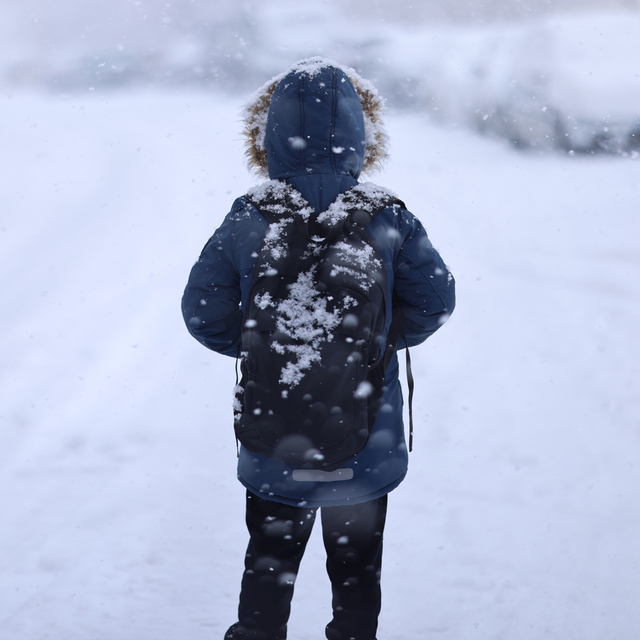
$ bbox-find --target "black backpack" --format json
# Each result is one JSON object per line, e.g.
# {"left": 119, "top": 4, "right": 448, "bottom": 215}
{"left": 233, "top": 181, "right": 406, "bottom": 470}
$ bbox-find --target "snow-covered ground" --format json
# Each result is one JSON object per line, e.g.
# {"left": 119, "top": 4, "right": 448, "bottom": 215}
{"left": 2, "top": 89, "right": 640, "bottom": 639}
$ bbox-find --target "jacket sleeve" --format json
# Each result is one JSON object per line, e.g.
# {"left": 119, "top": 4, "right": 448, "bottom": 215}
{"left": 181, "top": 201, "right": 250, "bottom": 358}
{"left": 392, "top": 208, "right": 455, "bottom": 347}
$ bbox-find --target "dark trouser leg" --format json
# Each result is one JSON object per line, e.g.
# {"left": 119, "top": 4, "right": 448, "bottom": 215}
{"left": 226, "top": 491, "right": 318, "bottom": 640}
{"left": 321, "top": 494, "right": 388, "bottom": 640}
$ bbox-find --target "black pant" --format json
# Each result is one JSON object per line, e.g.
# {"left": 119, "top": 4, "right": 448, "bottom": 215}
{"left": 225, "top": 490, "right": 388, "bottom": 640}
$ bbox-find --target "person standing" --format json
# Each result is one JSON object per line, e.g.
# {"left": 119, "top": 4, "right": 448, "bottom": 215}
{"left": 182, "top": 57, "right": 455, "bottom": 640}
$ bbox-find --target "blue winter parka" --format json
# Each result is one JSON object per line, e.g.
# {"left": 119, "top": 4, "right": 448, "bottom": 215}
{"left": 182, "top": 59, "right": 455, "bottom": 507}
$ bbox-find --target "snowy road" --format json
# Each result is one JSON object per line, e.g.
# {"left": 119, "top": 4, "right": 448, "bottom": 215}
{"left": 1, "top": 91, "right": 639, "bottom": 639}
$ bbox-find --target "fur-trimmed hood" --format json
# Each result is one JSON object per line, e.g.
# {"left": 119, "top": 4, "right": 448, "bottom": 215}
{"left": 242, "top": 57, "right": 389, "bottom": 180}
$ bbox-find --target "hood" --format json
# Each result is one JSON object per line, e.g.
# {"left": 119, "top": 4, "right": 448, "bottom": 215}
{"left": 243, "top": 58, "right": 388, "bottom": 181}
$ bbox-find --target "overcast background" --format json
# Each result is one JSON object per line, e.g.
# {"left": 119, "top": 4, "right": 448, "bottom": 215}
{"left": 3, "top": 0, "right": 639, "bottom": 154}
{"left": 3, "top": 0, "right": 640, "bottom": 94}
{"left": 2, "top": 3, "right": 640, "bottom": 639}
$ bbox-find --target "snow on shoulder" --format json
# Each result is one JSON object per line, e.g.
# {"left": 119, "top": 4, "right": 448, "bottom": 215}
{"left": 318, "top": 182, "right": 399, "bottom": 226}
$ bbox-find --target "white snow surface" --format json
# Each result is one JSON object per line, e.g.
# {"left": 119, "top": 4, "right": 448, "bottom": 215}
{"left": 1, "top": 90, "right": 640, "bottom": 639}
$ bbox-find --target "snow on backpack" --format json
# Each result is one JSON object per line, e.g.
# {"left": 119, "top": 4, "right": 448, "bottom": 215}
{"left": 233, "top": 180, "right": 405, "bottom": 470}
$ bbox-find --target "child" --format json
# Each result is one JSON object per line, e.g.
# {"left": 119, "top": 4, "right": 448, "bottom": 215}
{"left": 182, "top": 57, "right": 455, "bottom": 640}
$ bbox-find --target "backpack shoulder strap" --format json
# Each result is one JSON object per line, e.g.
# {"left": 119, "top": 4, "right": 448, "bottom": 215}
{"left": 384, "top": 295, "right": 415, "bottom": 452}
{"left": 330, "top": 184, "right": 415, "bottom": 453}
{"left": 243, "top": 180, "right": 314, "bottom": 224}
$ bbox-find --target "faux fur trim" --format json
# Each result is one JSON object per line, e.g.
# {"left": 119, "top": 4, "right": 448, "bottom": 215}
{"left": 242, "top": 57, "right": 389, "bottom": 177}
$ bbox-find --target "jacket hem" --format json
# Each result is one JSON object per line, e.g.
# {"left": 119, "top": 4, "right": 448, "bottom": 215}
{"left": 236, "top": 471, "right": 407, "bottom": 508}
